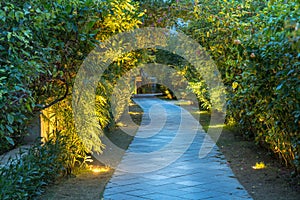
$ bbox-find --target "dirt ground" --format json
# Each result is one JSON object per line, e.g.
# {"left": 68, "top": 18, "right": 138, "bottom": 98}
{"left": 217, "top": 127, "right": 300, "bottom": 200}
{"left": 37, "top": 170, "right": 113, "bottom": 200}
{"left": 39, "top": 99, "right": 300, "bottom": 200}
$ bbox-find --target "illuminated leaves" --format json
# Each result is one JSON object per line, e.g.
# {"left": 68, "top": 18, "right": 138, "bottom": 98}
{"left": 97, "top": 0, "right": 144, "bottom": 40}
{"left": 0, "top": 0, "right": 143, "bottom": 153}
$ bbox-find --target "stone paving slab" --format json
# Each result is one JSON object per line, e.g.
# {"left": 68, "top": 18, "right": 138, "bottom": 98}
{"left": 103, "top": 98, "right": 252, "bottom": 200}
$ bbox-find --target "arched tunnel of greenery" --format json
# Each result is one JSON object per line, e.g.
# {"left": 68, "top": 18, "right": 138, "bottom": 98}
{"left": 0, "top": 0, "right": 299, "bottom": 198}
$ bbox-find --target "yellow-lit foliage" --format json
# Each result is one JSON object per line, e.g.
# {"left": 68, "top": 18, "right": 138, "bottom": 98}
{"left": 96, "top": 0, "right": 144, "bottom": 41}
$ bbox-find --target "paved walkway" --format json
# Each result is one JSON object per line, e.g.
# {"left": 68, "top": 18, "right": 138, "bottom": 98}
{"left": 103, "top": 98, "right": 252, "bottom": 200}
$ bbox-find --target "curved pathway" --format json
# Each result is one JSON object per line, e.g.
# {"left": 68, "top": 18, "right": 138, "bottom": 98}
{"left": 103, "top": 98, "right": 252, "bottom": 199}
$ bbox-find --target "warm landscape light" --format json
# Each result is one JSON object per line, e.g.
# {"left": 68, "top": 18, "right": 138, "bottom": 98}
{"left": 209, "top": 124, "right": 225, "bottom": 128}
{"left": 89, "top": 166, "right": 110, "bottom": 173}
{"left": 252, "top": 162, "right": 266, "bottom": 170}
{"left": 128, "top": 111, "right": 141, "bottom": 115}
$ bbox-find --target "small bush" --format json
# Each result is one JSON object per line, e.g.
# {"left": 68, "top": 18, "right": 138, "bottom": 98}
{"left": 0, "top": 127, "right": 91, "bottom": 200}
{"left": 0, "top": 142, "right": 61, "bottom": 199}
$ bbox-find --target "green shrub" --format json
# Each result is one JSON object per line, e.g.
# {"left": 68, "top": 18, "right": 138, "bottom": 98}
{"left": 0, "top": 126, "right": 91, "bottom": 199}
{"left": 0, "top": 0, "right": 100, "bottom": 153}
{"left": 183, "top": 0, "right": 299, "bottom": 171}
{"left": 0, "top": 142, "right": 61, "bottom": 199}
{"left": 0, "top": 0, "right": 143, "bottom": 154}
{"left": 231, "top": 0, "right": 300, "bottom": 169}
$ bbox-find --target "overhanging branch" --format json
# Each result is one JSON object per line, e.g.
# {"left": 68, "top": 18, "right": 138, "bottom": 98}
{"left": 40, "top": 80, "right": 69, "bottom": 110}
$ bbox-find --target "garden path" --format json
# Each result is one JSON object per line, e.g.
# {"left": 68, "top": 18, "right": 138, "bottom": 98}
{"left": 103, "top": 98, "right": 252, "bottom": 199}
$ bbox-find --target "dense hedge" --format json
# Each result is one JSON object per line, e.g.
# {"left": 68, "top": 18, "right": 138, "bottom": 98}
{"left": 0, "top": 0, "right": 143, "bottom": 153}
{"left": 0, "top": 0, "right": 99, "bottom": 152}
{"left": 182, "top": 0, "right": 299, "bottom": 171}
{"left": 232, "top": 1, "right": 299, "bottom": 169}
